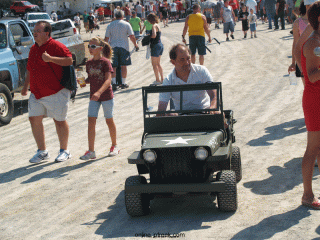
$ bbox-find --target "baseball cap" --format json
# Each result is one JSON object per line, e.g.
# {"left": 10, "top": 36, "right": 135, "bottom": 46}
{"left": 305, "top": 0, "right": 317, "bottom": 5}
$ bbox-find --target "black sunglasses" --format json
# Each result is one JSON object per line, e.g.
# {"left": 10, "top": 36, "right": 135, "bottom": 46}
{"left": 88, "top": 44, "right": 101, "bottom": 49}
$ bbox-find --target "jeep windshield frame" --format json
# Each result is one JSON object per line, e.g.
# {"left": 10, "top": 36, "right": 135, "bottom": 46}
{"left": 142, "top": 83, "right": 225, "bottom": 133}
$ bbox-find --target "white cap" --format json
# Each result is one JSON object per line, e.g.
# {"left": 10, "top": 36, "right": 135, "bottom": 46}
{"left": 305, "top": 0, "right": 317, "bottom": 5}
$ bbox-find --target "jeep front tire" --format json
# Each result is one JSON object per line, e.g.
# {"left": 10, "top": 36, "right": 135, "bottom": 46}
{"left": 125, "top": 176, "right": 150, "bottom": 217}
{"left": 217, "top": 170, "right": 237, "bottom": 211}
{"left": 0, "top": 83, "right": 14, "bottom": 125}
{"left": 231, "top": 146, "right": 242, "bottom": 183}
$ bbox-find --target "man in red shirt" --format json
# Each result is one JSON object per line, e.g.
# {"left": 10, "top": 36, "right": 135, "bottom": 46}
{"left": 21, "top": 21, "right": 73, "bottom": 164}
{"left": 229, "top": 0, "right": 239, "bottom": 21}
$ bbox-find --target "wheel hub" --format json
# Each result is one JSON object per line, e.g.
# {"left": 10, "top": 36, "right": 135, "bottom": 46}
{"left": 0, "top": 93, "right": 8, "bottom": 116}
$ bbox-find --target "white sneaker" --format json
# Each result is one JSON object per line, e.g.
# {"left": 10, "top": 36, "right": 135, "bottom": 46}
{"left": 29, "top": 150, "right": 50, "bottom": 163}
{"left": 80, "top": 150, "right": 96, "bottom": 160}
{"left": 151, "top": 81, "right": 162, "bottom": 86}
{"left": 55, "top": 150, "right": 71, "bottom": 162}
{"left": 108, "top": 146, "right": 120, "bottom": 157}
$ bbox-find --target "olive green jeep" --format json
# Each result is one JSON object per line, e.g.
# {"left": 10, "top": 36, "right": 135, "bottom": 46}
{"left": 125, "top": 82, "right": 241, "bottom": 217}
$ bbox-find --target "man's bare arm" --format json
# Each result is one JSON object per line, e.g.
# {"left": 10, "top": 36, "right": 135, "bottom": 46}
{"left": 42, "top": 52, "right": 73, "bottom": 66}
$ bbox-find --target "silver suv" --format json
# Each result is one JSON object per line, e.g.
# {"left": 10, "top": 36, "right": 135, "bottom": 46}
{"left": 24, "top": 12, "right": 53, "bottom": 32}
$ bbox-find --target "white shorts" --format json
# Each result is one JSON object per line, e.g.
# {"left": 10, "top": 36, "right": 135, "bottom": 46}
{"left": 28, "top": 88, "right": 70, "bottom": 121}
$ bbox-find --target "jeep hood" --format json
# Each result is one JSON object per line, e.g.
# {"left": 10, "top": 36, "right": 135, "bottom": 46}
{"left": 142, "top": 131, "right": 224, "bottom": 152}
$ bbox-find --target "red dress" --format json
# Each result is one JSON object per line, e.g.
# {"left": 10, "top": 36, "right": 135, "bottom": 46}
{"left": 301, "top": 40, "right": 320, "bottom": 131}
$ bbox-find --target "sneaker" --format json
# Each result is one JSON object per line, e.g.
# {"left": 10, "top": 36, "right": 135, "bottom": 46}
{"left": 55, "top": 150, "right": 71, "bottom": 162}
{"left": 244, "top": 33, "right": 247, "bottom": 38}
{"left": 251, "top": 35, "right": 253, "bottom": 38}
{"left": 109, "top": 145, "right": 120, "bottom": 157}
{"left": 150, "top": 81, "right": 162, "bottom": 86}
{"left": 226, "top": 37, "right": 229, "bottom": 41}
{"left": 29, "top": 150, "right": 50, "bottom": 163}
{"left": 254, "top": 34, "right": 257, "bottom": 38}
{"left": 112, "top": 84, "right": 119, "bottom": 91}
{"left": 80, "top": 150, "right": 96, "bottom": 160}
{"left": 120, "top": 83, "right": 129, "bottom": 89}
{"left": 231, "top": 34, "right": 234, "bottom": 39}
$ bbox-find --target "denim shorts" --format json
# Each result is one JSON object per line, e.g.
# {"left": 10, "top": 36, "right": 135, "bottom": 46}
{"left": 112, "top": 47, "right": 131, "bottom": 67}
{"left": 28, "top": 88, "right": 70, "bottom": 121}
{"left": 250, "top": 23, "right": 256, "bottom": 32}
{"left": 189, "top": 35, "right": 206, "bottom": 55}
{"left": 151, "top": 42, "right": 163, "bottom": 57}
{"left": 223, "top": 21, "right": 235, "bottom": 33}
{"left": 88, "top": 99, "right": 114, "bottom": 119}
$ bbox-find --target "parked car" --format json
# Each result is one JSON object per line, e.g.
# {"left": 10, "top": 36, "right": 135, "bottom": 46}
{"left": 10, "top": 1, "right": 40, "bottom": 16}
{"left": 24, "top": 12, "right": 53, "bottom": 32}
{"left": 50, "top": 19, "right": 77, "bottom": 39}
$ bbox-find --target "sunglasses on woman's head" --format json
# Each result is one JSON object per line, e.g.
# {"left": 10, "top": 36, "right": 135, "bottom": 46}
{"left": 88, "top": 44, "right": 101, "bottom": 49}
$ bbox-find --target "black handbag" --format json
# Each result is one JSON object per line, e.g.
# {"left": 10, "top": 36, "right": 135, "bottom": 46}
{"left": 141, "top": 35, "right": 151, "bottom": 46}
{"left": 48, "top": 63, "right": 78, "bottom": 102}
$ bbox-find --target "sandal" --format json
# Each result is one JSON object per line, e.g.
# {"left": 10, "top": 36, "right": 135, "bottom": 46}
{"left": 302, "top": 198, "right": 320, "bottom": 210}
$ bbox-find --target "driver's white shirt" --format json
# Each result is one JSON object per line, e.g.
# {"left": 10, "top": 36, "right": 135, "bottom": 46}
{"left": 159, "top": 64, "right": 214, "bottom": 111}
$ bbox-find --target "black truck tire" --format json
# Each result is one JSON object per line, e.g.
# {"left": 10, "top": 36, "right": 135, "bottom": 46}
{"left": 217, "top": 170, "right": 237, "bottom": 211}
{"left": 231, "top": 146, "right": 242, "bottom": 183}
{"left": 0, "top": 83, "right": 14, "bottom": 125}
{"left": 125, "top": 176, "right": 150, "bottom": 217}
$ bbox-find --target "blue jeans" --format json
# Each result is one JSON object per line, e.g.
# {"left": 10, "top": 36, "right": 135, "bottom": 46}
{"left": 267, "top": 12, "right": 275, "bottom": 29}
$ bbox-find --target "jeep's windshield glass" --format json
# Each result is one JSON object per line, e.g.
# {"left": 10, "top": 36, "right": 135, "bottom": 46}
{"left": 28, "top": 14, "right": 50, "bottom": 20}
{"left": 23, "top": 1, "right": 33, "bottom": 6}
{"left": 0, "top": 25, "right": 6, "bottom": 49}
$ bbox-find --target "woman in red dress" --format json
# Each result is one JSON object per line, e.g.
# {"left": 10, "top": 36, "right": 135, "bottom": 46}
{"left": 300, "top": 1, "right": 320, "bottom": 210}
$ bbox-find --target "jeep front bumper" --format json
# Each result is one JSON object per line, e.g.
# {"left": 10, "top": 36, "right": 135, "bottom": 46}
{"left": 125, "top": 182, "right": 225, "bottom": 194}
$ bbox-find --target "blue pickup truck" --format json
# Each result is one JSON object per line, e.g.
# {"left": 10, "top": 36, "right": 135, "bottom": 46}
{"left": 0, "top": 19, "right": 33, "bottom": 125}
{"left": 0, "top": 19, "right": 86, "bottom": 125}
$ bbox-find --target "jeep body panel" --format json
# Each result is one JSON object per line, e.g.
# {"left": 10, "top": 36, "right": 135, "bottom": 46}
{"left": 142, "top": 130, "right": 223, "bottom": 151}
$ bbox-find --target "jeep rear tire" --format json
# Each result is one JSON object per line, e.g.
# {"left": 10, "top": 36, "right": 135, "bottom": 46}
{"left": 125, "top": 176, "right": 150, "bottom": 217}
{"left": 0, "top": 83, "right": 14, "bottom": 125}
{"left": 217, "top": 170, "right": 237, "bottom": 211}
{"left": 231, "top": 146, "right": 242, "bottom": 183}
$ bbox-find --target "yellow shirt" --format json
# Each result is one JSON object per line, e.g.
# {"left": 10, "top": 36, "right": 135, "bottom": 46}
{"left": 188, "top": 13, "right": 205, "bottom": 37}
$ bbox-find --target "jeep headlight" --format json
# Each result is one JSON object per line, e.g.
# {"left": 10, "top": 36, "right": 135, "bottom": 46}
{"left": 143, "top": 150, "right": 157, "bottom": 163}
{"left": 194, "top": 147, "right": 208, "bottom": 160}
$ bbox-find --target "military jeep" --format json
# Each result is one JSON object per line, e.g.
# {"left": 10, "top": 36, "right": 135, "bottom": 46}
{"left": 125, "top": 82, "right": 241, "bottom": 217}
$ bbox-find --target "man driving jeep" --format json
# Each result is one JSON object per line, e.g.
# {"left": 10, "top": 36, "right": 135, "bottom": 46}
{"left": 157, "top": 43, "right": 218, "bottom": 113}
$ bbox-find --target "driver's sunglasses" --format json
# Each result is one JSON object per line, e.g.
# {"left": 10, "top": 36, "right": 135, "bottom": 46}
{"left": 88, "top": 44, "right": 100, "bottom": 49}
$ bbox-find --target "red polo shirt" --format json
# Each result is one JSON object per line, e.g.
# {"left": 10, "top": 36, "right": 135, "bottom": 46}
{"left": 27, "top": 37, "right": 72, "bottom": 99}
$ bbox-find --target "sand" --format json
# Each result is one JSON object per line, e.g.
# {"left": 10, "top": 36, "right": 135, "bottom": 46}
{"left": 1, "top": 18, "right": 319, "bottom": 240}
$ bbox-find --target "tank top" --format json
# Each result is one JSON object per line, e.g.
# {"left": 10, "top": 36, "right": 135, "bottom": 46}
{"left": 188, "top": 13, "right": 205, "bottom": 37}
{"left": 150, "top": 26, "right": 161, "bottom": 45}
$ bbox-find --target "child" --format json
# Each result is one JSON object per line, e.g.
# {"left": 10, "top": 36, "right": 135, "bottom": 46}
{"left": 248, "top": 8, "right": 257, "bottom": 38}
{"left": 129, "top": 11, "right": 142, "bottom": 38}
{"left": 238, "top": 4, "right": 249, "bottom": 38}
{"left": 87, "top": 12, "right": 95, "bottom": 33}
{"left": 80, "top": 37, "right": 119, "bottom": 160}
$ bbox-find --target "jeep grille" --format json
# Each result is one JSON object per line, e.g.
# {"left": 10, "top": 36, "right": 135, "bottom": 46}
{"left": 149, "top": 147, "right": 207, "bottom": 184}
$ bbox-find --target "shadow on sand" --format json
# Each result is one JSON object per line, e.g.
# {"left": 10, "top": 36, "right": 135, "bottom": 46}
{"left": 247, "top": 118, "right": 306, "bottom": 146}
{"left": 243, "top": 157, "right": 320, "bottom": 195}
{"left": 84, "top": 191, "right": 235, "bottom": 239}
{"left": 231, "top": 206, "right": 311, "bottom": 239}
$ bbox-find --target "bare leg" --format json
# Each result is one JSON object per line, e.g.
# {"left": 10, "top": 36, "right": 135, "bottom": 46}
{"left": 88, "top": 117, "right": 96, "bottom": 152}
{"left": 106, "top": 117, "right": 117, "bottom": 146}
{"left": 191, "top": 54, "right": 196, "bottom": 64}
{"left": 29, "top": 116, "right": 46, "bottom": 150}
{"left": 54, "top": 119, "right": 69, "bottom": 150}
{"left": 151, "top": 56, "right": 163, "bottom": 82}
{"left": 121, "top": 65, "right": 127, "bottom": 78}
{"left": 302, "top": 131, "right": 320, "bottom": 203}
{"left": 199, "top": 55, "right": 204, "bottom": 65}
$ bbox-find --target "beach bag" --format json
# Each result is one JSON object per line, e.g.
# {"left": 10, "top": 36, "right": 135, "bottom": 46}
{"left": 142, "top": 35, "right": 151, "bottom": 46}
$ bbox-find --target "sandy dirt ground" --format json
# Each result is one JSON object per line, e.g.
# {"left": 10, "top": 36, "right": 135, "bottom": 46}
{"left": 1, "top": 17, "right": 320, "bottom": 240}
